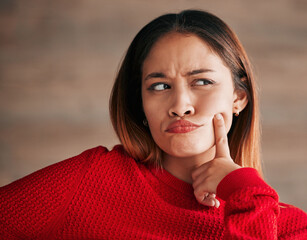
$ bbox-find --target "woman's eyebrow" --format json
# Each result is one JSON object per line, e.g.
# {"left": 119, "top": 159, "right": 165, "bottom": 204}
{"left": 144, "top": 69, "right": 214, "bottom": 81}
{"left": 186, "top": 68, "right": 215, "bottom": 76}
{"left": 144, "top": 72, "right": 166, "bottom": 81}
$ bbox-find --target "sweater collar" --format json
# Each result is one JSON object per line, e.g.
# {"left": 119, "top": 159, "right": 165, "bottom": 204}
{"left": 148, "top": 165, "right": 195, "bottom": 197}
{"left": 114, "top": 144, "right": 195, "bottom": 197}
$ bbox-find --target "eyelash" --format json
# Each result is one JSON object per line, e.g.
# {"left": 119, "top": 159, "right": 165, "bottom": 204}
{"left": 193, "top": 79, "right": 215, "bottom": 86}
{"left": 147, "top": 82, "right": 171, "bottom": 91}
{"left": 147, "top": 79, "right": 215, "bottom": 91}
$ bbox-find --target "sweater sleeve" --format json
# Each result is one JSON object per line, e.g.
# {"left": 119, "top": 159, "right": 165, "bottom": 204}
{"left": 0, "top": 146, "right": 105, "bottom": 240}
{"left": 216, "top": 168, "right": 307, "bottom": 239}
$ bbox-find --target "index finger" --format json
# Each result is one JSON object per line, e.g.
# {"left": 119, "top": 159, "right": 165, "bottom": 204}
{"left": 214, "top": 113, "right": 230, "bottom": 158}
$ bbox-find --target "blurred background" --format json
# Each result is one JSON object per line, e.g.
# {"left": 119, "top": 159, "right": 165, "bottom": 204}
{"left": 0, "top": 0, "right": 306, "bottom": 211}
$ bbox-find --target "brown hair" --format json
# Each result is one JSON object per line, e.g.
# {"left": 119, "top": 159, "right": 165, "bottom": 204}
{"left": 110, "top": 10, "right": 261, "bottom": 173}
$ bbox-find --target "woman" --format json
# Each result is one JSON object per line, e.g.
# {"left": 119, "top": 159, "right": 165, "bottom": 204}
{"left": 1, "top": 9, "right": 306, "bottom": 239}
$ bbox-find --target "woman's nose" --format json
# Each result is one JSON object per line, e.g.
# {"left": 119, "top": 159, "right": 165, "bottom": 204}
{"left": 168, "top": 89, "right": 195, "bottom": 118}
{"left": 170, "top": 110, "right": 193, "bottom": 117}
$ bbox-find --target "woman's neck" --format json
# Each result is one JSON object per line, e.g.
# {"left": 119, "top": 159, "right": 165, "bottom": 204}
{"left": 162, "top": 146, "right": 216, "bottom": 184}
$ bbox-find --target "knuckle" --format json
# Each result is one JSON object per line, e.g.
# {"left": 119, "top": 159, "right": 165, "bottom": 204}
{"left": 193, "top": 186, "right": 204, "bottom": 197}
{"left": 193, "top": 187, "right": 200, "bottom": 196}
{"left": 192, "top": 181, "right": 197, "bottom": 189}
{"left": 196, "top": 196, "right": 204, "bottom": 204}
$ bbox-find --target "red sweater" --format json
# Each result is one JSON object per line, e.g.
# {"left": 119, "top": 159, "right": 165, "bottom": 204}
{"left": 0, "top": 145, "right": 306, "bottom": 239}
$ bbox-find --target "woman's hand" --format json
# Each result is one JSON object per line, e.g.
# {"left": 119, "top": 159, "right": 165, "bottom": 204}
{"left": 191, "top": 113, "right": 241, "bottom": 208}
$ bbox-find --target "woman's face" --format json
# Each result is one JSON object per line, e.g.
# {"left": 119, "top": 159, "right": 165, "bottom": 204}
{"left": 142, "top": 32, "right": 242, "bottom": 159}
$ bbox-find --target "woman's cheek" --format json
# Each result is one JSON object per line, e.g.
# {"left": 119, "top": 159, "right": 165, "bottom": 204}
{"left": 201, "top": 98, "right": 233, "bottom": 132}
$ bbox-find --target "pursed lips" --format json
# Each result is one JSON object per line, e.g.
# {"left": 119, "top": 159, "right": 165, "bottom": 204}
{"left": 165, "top": 119, "right": 202, "bottom": 133}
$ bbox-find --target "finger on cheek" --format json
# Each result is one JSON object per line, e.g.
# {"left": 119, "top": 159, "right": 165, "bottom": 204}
{"left": 215, "top": 113, "right": 223, "bottom": 123}
{"left": 214, "top": 114, "right": 230, "bottom": 158}
{"left": 214, "top": 113, "right": 226, "bottom": 132}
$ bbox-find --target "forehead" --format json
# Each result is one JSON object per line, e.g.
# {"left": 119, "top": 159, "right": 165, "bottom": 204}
{"left": 145, "top": 32, "right": 212, "bottom": 59}
{"left": 142, "top": 32, "right": 228, "bottom": 76}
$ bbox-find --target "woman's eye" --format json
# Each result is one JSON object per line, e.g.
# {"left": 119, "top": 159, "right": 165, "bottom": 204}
{"left": 148, "top": 83, "right": 170, "bottom": 91}
{"left": 193, "top": 79, "right": 214, "bottom": 86}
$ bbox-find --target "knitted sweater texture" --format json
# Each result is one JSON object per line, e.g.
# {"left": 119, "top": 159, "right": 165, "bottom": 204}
{"left": 0, "top": 145, "right": 306, "bottom": 239}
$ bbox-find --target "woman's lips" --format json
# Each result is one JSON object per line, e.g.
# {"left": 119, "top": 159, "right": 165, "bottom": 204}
{"left": 165, "top": 120, "right": 202, "bottom": 133}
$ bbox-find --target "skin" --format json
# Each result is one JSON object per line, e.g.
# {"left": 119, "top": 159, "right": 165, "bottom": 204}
{"left": 141, "top": 32, "right": 247, "bottom": 207}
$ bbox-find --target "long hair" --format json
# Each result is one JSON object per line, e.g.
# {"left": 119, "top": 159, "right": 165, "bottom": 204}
{"left": 110, "top": 10, "right": 261, "bottom": 173}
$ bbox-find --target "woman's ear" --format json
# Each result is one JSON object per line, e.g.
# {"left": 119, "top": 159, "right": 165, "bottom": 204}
{"left": 233, "top": 89, "right": 248, "bottom": 115}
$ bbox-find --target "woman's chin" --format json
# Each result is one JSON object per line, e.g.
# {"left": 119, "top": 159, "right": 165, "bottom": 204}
{"left": 163, "top": 141, "right": 215, "bottom": 159}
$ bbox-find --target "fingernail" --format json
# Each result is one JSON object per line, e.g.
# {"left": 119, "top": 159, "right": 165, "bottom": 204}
{"left": 215, "top": 199, "right": 220, "bottom": 208}
{"left": 215, "top": 113, "right": 222, "bottom": 120}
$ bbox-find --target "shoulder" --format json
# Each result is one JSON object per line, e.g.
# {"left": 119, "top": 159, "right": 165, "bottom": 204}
{"left": 83, "top": 145, "right": 142, "bottom": 185}
{"left": 0, "top": 145, "right": 126, "bottom": 202}
{"left": 278, "top": 203, "right": 307, "bottom": 239}
{"left": 0, "top": 145, "right": 124, "bottom": 190}
{"left": 0, "top": 145, "right": 125, "bottom": 238}
{"left": 0, "top": 146, "right": 107, "bottom": 192}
